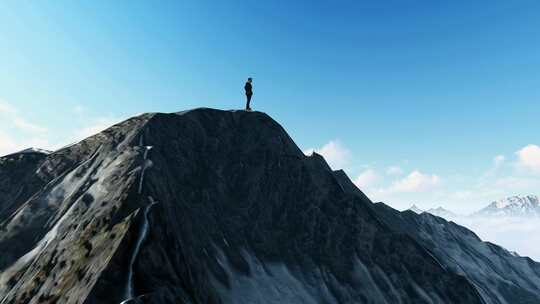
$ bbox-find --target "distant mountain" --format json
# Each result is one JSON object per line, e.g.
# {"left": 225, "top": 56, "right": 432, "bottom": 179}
{"left": 426, "top": 207, "right": 458, "bottom": 219}
{"left": 474, "top": 195, "right": 540, "bottom": 218}
{"left": 408, "top": 204, "right": 424, "bottom": 214}
{"left": 407, "top": 195, "right": 540, "bottom": 220}
{"left": 407, "top": 205, "right": 458, "bottom": 219}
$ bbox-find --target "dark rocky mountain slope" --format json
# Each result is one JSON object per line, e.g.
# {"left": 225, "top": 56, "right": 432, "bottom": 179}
{"left": 371, "top": 204, "right": 540, "bottom": 304}
{"left": 0, "top": 108, "right": 537, "bottom": 303}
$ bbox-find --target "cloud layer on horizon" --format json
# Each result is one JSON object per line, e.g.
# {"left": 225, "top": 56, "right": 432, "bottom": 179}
{"left": 443, "top": 215, "right": 540, "bottom": 262}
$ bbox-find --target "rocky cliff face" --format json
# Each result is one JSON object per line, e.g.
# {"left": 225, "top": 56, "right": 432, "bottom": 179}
{"left": 0, "top": 113, "right": 153, "bottom": 303}
{"left": 0, "top": 108, "right": 536, "bottom": 304}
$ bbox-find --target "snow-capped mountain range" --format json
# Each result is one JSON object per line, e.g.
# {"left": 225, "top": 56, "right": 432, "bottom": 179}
{"left": 409, "top": 194, "right": 540, "bottom": 218}
{"left": 474, "top": 195, "right": 540, "bottom": 218}
{"left": 408, "top": 205, "right": 458, "bottom": 218}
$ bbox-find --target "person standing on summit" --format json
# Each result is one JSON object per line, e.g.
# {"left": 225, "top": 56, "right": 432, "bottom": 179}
{"left": 244, "top": 77, "right": 253, "bottom": 111}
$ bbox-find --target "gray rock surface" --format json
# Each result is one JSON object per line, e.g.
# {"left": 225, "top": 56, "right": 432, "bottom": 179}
{"left": 0, "top": 108, "right": 534, "bottom": 303}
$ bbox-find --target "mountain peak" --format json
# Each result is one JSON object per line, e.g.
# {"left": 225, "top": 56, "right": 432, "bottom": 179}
{"left": 408, "top": 204, "right": 424, "bottom": 213}
{"left": 475, "top": 195, "right": 540, "bottom": 217}
{"left": 1, "top": 108, "right": 538, "bottom": 304}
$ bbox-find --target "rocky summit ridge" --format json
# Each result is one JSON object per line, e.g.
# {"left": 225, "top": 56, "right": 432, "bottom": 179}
{"left": 0, "top": 108, "right": 539, "bottom": 304}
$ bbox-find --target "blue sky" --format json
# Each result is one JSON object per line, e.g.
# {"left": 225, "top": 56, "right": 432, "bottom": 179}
{"left": 1, "top": 1, "right": 539, "bottom": 212}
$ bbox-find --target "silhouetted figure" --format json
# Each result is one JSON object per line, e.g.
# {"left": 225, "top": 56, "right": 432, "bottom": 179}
{"left": 245, "top": 78, "right": 253, "bottom": 110}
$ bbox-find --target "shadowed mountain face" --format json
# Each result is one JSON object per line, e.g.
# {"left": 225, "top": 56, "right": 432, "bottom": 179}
{"left": 371, "top": 204, "right": 540, "bottom": 304}
{"left": 0, "top": 108, "right": 536, "bottom": 303}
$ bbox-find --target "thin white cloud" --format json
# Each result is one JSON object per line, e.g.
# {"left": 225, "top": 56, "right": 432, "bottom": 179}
{"left": 354, "top": 169, "right": 379, "bottom": 188}
{"left": 0, "top": 130, "right": 52, "bottom": 156}
{"left": 73, "top": 105, "right": 85, "bottom": 115}
{"left": 493, "top": 155, "right": 505, "bottom": 167}
{"left": 481, "top": 154, "right": 506, "bottom": 179}
{"left": 390, "top": 170, "right": 441, "bottom": 193}
{"left": 0, "top": 99, "right": 51, "bottom": 155}
{"left": 515, "top": 144, "right": 540, "bottom": 175}
{"left": 0, "top": 99, "right": 128, "bottom": 156}
{"left": 304, "top": 139, "right": 352, "bottom": 169}
{"left": 493, "top": 176, "right": 540, "bottom": 190}
{"left": 386, "top": 166, "right": 403, "bottom": 176}
{"left": 73, "top": 116, "right": 121, "bottom": 142}
{"left": 13, "top": 117, "right": 47, "bottom": 133}
{"left": 0, "top": 100, "right": 16, "bottom": 114}
{"left": 0, "top": 99, "right": 47, "bottom": 133}
{"left": 0, "top": 131, "right": 18, "bottom": 155}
